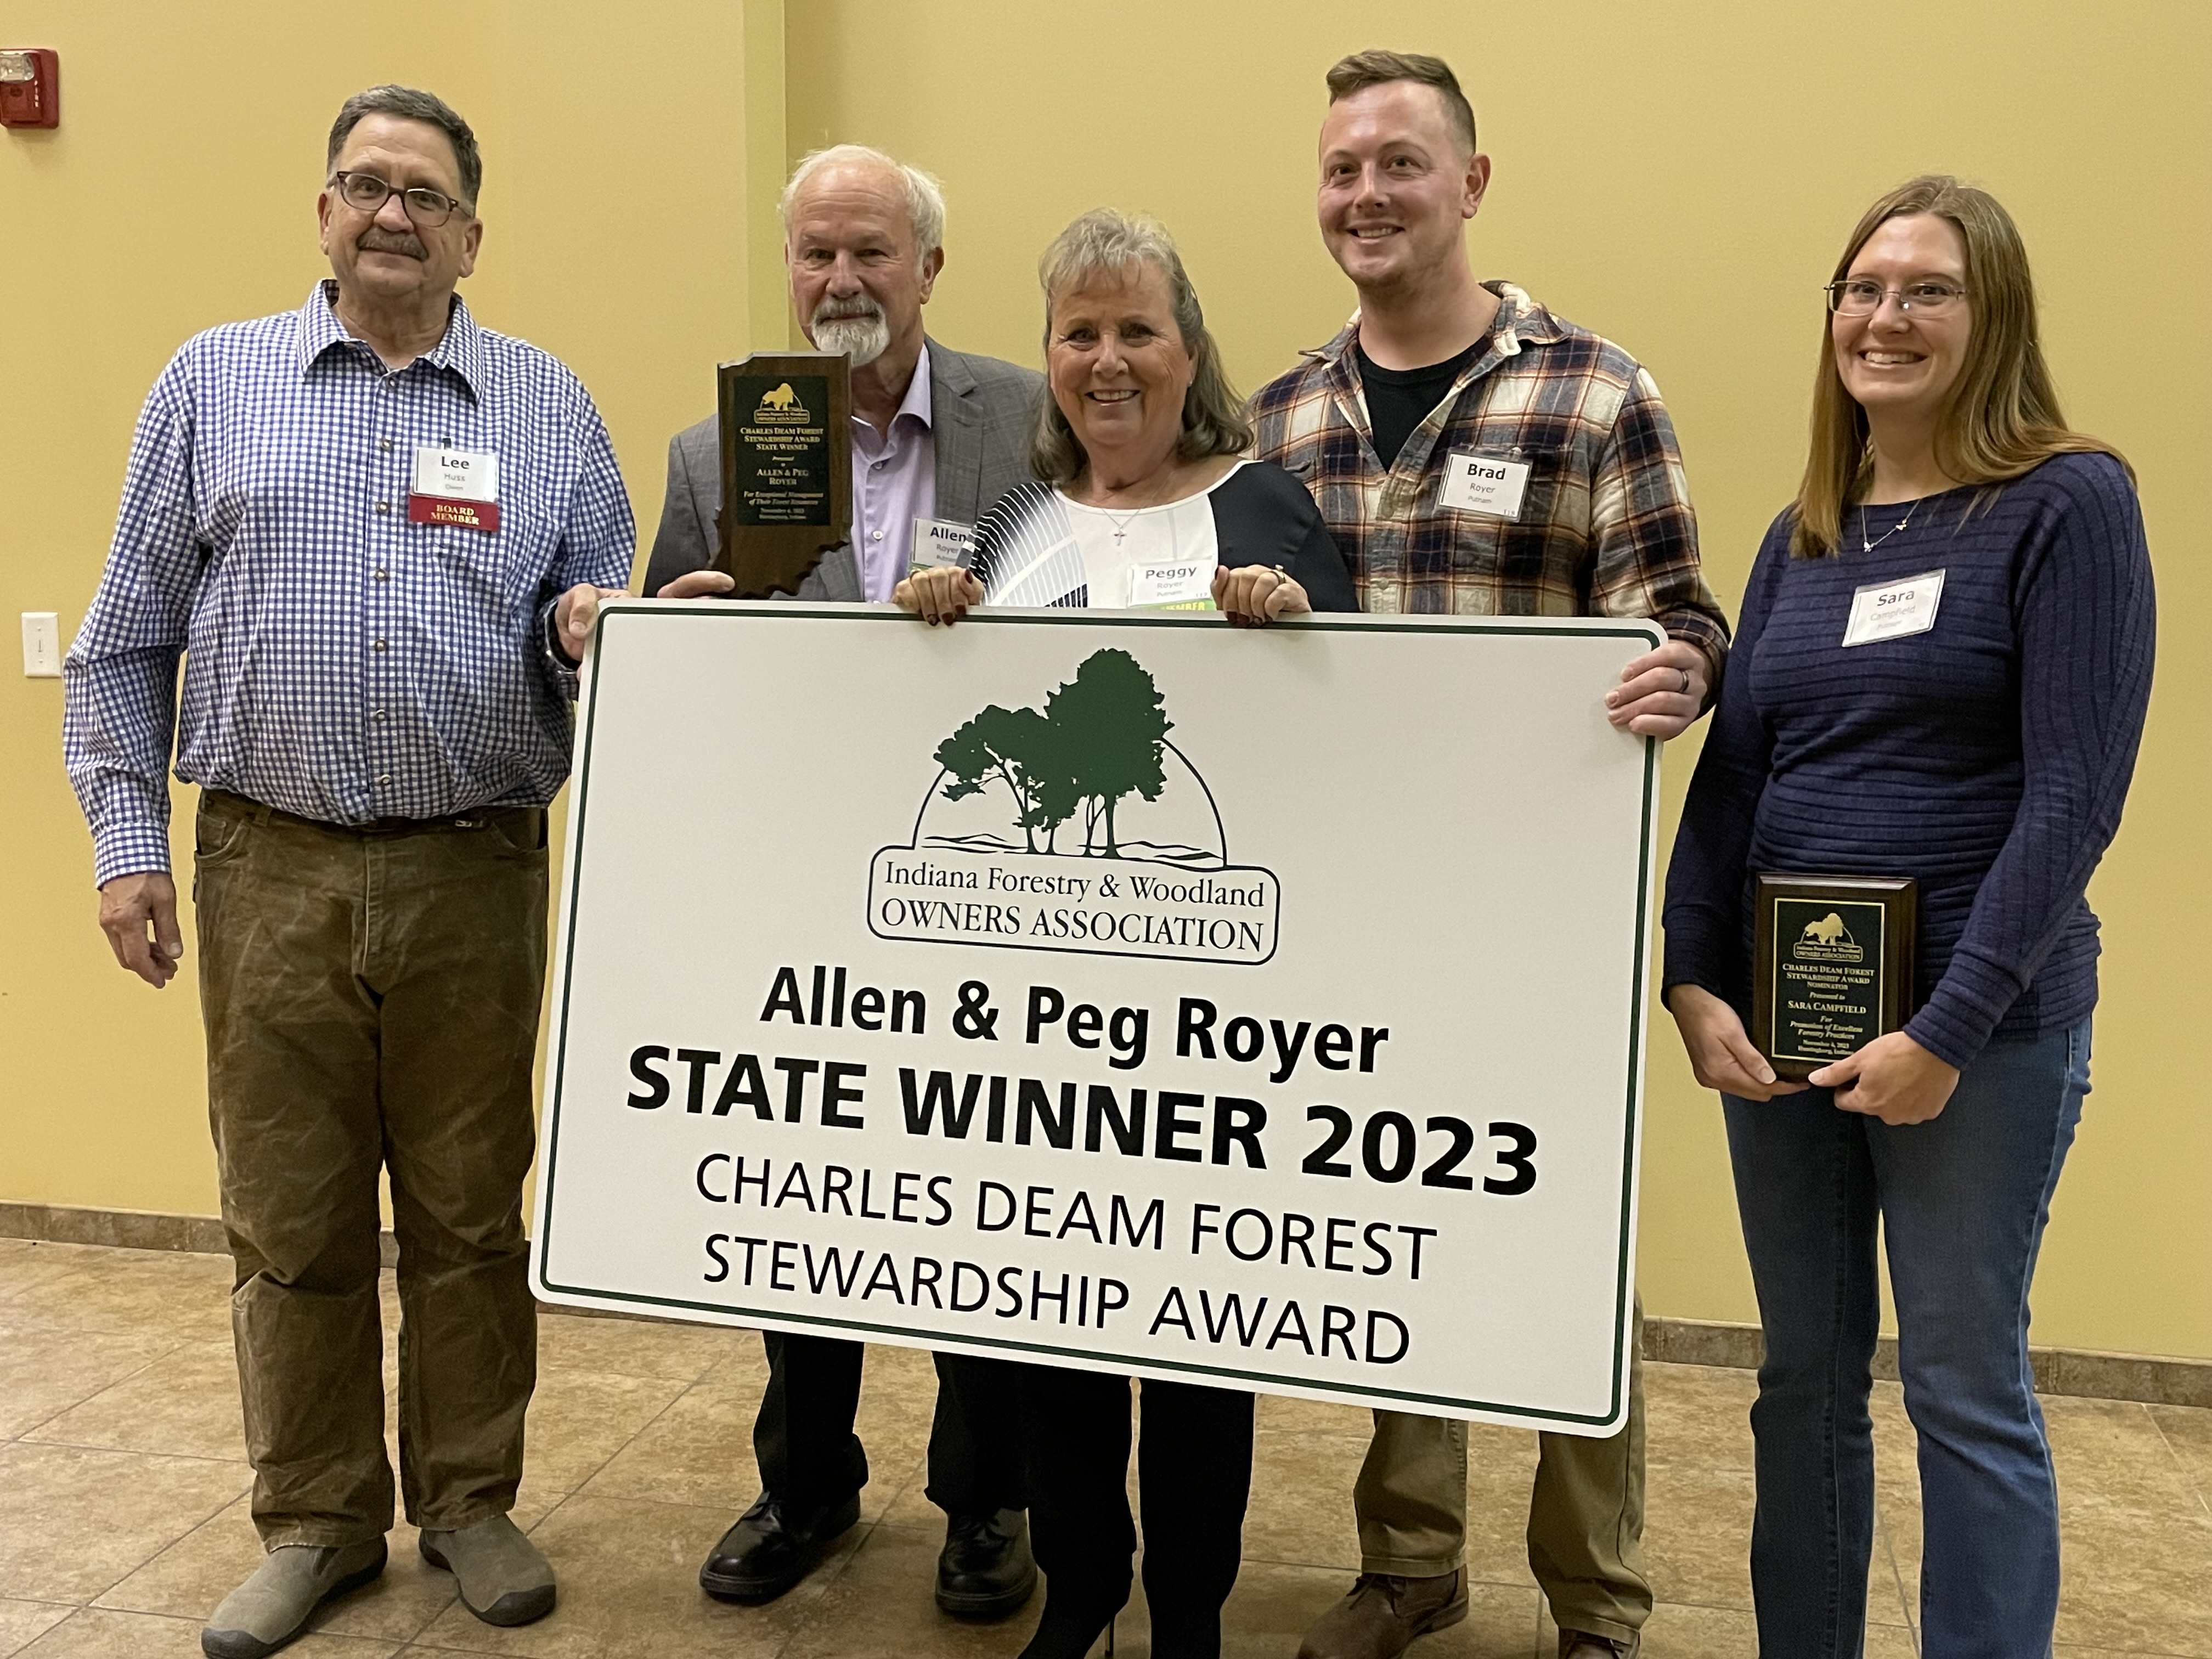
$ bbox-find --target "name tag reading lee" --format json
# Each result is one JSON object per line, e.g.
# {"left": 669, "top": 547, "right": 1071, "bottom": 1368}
{"left": 1129, "top": 556, "right": 1217, "bottom": 611}
{"left": 409, "top": 447, "right": 501, "bottom": 532}
{"left": 1842, "top": 569, "right": 1945, "bottom": 647}
{"left": 910, "top": 517, "right": 976, "bottom": 572}
{"left": 1440, "top": 452, "right": 1532, "bottom": 521}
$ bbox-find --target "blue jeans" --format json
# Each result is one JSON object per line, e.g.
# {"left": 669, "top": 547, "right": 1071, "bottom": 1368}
{"left": 1723, "top": 1017, "right": 2090, "bottom": 1659}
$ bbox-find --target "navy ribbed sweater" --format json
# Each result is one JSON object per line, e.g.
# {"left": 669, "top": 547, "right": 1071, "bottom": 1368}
{"left": 1662, "top": 452, "right": 2155, "bottom": 1070}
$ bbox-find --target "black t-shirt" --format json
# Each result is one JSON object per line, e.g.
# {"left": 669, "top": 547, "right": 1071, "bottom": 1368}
{"left": 1356, "top": 336, "right": 1485, "bottom": 469}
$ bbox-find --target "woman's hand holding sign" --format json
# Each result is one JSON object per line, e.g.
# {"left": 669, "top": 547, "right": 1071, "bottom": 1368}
{"left": 1211, "top": 565, "right": 1311, "bottom": 627}
{"left": 896, "top": 566, "right": 985, "bottom": 625}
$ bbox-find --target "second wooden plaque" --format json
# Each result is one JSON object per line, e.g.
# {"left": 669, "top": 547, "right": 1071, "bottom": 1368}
{"left": 1752, "top": 873, "right": 1917, "bottom": 1081}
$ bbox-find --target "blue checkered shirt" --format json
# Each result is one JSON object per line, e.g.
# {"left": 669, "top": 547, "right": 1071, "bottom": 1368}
{"left": 64, "top": 283, "right": 634, "bottom": 885}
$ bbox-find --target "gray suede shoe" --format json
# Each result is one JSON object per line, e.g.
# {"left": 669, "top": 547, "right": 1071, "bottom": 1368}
{"left": 201, "top": 1539, "right": 387, "bottom": 1658}
{"left": 419, "top": 1514, "right": 556, "bottom": 1627}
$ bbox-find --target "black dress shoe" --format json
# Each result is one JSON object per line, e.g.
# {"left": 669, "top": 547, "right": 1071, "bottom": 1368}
{"left": 935, "top": 1507, "right": 1037, "bottom": 1618}
{"left": 699, "top": 1491, "right": 861, "bottom": 1602}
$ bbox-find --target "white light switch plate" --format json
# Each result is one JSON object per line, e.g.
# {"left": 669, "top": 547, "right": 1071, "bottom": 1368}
{"left": 22, "top": 612, "right": 61, "bottom": 678}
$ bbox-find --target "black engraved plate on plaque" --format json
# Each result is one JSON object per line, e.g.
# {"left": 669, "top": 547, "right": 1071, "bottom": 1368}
{"left": 713, "top": 352, "right": 853, "bottom": 598}
{"left": 1752, "top": 874, "right": 1917, "bottom": 1080}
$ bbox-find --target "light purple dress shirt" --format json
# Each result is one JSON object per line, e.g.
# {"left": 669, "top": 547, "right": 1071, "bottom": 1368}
{"left": 848, "top": 343, "right": 938, "bottom": 602}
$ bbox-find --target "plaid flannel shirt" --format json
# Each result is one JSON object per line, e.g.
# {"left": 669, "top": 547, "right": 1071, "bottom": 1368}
{"left": 1250, "top": 282, "right": 1728, "bottom": 674}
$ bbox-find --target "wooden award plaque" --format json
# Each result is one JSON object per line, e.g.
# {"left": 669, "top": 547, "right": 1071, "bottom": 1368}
{"left": 1752, "top": 873, "right": 1917, "bottom": 1080}
{"left": 714, "top": 352, "right": 854, "bottom": 598}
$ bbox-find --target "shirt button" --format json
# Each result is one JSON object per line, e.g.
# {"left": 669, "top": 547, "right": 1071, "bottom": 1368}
{"left": 376, "top": 774, "right": 391, "bottom": 786}
{"left": 871, "top": 531, "right": 884, "bottom": 541}
{"left": 374, "top": 640, "right": 388, "bottom": 653}
{"left": 371, "top": 707, "right": 386, "bottom": 720}
{"left": 377, "top": 439, "right": 392, "bottom": 453}
{"left": 375, "top": 569, "right": 390, "bottom": 582}
{"left": 375, "top": 501, "right": 391, "bottom": 515}
{"left": 872, "top": 460, "right": 886, "bottom": 471}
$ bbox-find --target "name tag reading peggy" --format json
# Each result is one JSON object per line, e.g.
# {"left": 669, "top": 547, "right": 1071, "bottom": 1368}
{"left": 1440, "top": 452, "right": 1532, "bottom": 520}
{"left": 1841, "top": 569, "right": 1945, "bottom": 647}
{"left": 1128, "top": 556, "right": 1217, "bottom": 611}
{"left": 409, "top": 447, "right": 500, "bottom": 532}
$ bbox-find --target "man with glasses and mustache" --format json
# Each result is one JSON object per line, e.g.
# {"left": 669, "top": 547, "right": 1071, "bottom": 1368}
{"left": 64, "top": 86, "right": 634, "bottom": 1658}
{"left": 641, "top": 145, "right": 1046, "bottom": 1617}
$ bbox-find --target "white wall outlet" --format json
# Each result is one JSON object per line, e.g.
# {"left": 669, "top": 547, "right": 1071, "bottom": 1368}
{"left": 22, "top": 612, "right": 61, "bottom": 678}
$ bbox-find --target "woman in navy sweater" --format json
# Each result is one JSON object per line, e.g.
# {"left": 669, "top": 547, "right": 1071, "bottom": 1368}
{"left": 1662, "top": 176, "right": 2153, "bottom": 1658}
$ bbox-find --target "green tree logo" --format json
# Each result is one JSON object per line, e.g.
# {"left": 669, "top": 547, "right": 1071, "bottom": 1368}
{"left": 932, "top": 648, "right": 1172, "bottom": 858}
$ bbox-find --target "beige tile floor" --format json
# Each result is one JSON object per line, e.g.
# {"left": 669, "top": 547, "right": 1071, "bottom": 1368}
{"left": 3, "top": 1238, "right": 2209, "bottom": 1658}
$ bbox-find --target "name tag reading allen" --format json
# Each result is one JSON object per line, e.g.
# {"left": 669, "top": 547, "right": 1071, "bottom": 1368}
{"left": 1440, "top": 452, "right": 1532, "bottom": 520}
{"left": 1128, "top": 556, "right": 1217, "bottom": 611}
{"left": 909, "top": 517, "right": 976, "bottom": 572}
{"left": 1842, "top": 569, "right": 1945, "bottom": 648}
{"left": 409, "top": 447, "right": 500, "bottom": 532}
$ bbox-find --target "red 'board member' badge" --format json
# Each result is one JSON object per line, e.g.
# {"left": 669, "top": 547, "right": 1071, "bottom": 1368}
{"left": 409, "top": 445, "right": 500, "bottom": 533}
{"left": 408, "top": 495, "right": 500, "bottom": 531}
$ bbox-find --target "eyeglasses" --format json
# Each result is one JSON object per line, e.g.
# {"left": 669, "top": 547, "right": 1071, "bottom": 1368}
{"left": 1825, "top": 278, "right": 1968, "bottom": 317}
{"left": 330, "top": 170, "right": 472, "bottom": 227}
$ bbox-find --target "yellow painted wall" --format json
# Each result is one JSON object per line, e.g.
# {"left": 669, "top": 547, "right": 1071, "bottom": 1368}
{"left": 0, "top": 0, "right": 784, "bottom": 1209}
{"left": 4, "top": 1, "right": 2205, "bottom": 1359}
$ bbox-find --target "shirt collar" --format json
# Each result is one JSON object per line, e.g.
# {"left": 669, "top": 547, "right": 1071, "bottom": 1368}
{"left": 296, "top": 279, "right": 488, "bottom": 396}
{"left": 878, "top": 341, "right": 933, "bottom": 432}
{"left": 1304, "top": 280, "right": 1564, "bottom": 368}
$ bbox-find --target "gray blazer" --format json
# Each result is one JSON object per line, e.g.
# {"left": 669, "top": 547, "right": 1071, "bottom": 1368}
{"left": 642, "top": 338, "right": 1044, "bottom": 600}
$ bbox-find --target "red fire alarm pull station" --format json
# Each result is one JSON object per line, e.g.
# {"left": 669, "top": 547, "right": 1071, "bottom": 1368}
{"left": 0, "top": 49, "right": 59, "bottom": 129}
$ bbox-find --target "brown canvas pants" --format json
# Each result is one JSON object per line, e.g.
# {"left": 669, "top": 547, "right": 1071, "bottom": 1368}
{"left": 1356, "top": 1298, "right": 1650, "bottom": 1646}
{"left": 193, "top": 788, "right": 548, "bottom": 1549}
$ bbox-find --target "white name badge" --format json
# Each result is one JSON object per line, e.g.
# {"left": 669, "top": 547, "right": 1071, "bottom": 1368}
{"left": 910, "top": 517, "right": 975, "bottom": 571}
{"left": 1842, "top": 568, "right": 1946, "bottom": 648}
{"left": 409, "top": 446, "right": 500, "bottom": 531}
{"left": 1128, "top": 556, "right": 1217, "bottom": 610}
{"left": 1440, "top": 452, "right": 1532, "bottom": 520}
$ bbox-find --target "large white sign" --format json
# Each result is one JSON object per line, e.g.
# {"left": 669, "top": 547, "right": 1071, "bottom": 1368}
{"left": 532, "top": 602, "right": 1660, "bottom": 1435}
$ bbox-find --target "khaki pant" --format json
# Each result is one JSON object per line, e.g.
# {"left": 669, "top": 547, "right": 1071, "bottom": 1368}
{"left": 1357, "top": 1299, "right": 1649, "bottom": 1647}
{"left": 194, "top": 789, "right": 548, "bottom": 1549}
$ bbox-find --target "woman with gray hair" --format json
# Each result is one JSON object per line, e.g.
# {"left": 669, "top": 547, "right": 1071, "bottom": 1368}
{"left": 897, "top": 208, "right": 1353, "bottom": 627}
{"left": 899, "top": 211, "right": 1351, "bottom": 1659}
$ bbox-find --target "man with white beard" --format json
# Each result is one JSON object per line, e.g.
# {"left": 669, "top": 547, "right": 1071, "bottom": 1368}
{"left": 640, "top": 146, "right": 1045, "bottom": 1617}
{"left": 644, "top": 144, "right": 1043, "bottom": 601}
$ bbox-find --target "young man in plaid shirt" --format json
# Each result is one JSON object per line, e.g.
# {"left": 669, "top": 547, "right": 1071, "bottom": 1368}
{"left": 1254, "top": 51, "right": 1730, "bottom": 1659}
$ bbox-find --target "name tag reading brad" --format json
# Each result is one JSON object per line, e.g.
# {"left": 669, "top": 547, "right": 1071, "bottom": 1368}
{"left": 910, "top": 517, "right": 976, "bottom": 572}
{"left": 1440, "top": 452, "right": 1532, "bottom": 520}
{"left": 1842, "top": 569, "right": 1945, "bottom": 647}
{"left": 409, "top": 447, "right": 501, "bottom": 533}
{"left": 1128, "top": 556, "right": 1217, "bottom": 611}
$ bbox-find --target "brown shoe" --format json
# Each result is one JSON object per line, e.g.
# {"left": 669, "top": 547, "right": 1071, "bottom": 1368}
{"left": 1559, "top": 1633, "right": 1633, "bottom": 1658}
{"left": 1297, "top": 1570, "right": 1467, "bottom": 1658}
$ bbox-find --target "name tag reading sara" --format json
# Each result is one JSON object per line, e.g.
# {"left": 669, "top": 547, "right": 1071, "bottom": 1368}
{"left": 1842, "top": 569, "right": 1945, "bottom": 648}
{"left": 1440, "top": 452, "right": 1532, "bottom": 520}
{"left": 1129, "top": 556, "right": 1217, "bottom": 611}
{"left": 409, "top": 447, "right": 500, "bottom": 532}
{"left": 909, "top": 517, "right": 976, "bottom": 572}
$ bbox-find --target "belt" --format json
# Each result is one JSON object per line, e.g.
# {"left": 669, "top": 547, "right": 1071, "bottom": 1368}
{"left": 200, "top": 787, "right": 544, "bottom": 839}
